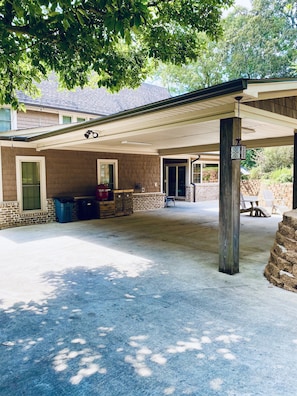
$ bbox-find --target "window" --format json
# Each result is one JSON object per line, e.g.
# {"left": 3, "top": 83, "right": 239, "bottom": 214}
{"left": 192, "top": 163, "right": 219, "bottom": 183}
{"left": 62, "top": 115, "right": 72, "bottom": 124}
{"left": 0, "top": 108, "right": 11, "bottom": 131}
{"left": 61, "top": 115, "right": 89, "bottom": 124}
{"left": 192, "top": 163, "right": 201, "bottom": 183}
{"left": 97, "top": 159, "right": 118, "bottom": 190}
{"left": 16, "top": 156, "right": 46, "bottom": 211}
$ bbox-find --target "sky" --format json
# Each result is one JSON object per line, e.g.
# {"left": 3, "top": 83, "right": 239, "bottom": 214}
{"left": 235, "top": 0, "right": 251, "bottom": 8}
{"left": 223, "top": 0, "right": 251, "bottom": 16}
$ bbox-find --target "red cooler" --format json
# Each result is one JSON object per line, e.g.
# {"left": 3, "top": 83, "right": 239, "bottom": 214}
{"left": 96, "top": 184, "right": 109, "bottom": 201}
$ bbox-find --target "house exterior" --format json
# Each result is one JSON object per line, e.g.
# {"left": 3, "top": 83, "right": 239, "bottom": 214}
{"left": 0, "top": 76, "right": 219, "bottom": 229}
{"left": 2, "top": 77, "right": 297, "bottom": 273}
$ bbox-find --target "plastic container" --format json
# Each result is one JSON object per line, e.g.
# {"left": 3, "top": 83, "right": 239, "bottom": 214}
{"left": 54, "top": 196, "right": 74, "bottom": 223}
{"left": 77, "top": 198, "right": 96, "bottom": 220}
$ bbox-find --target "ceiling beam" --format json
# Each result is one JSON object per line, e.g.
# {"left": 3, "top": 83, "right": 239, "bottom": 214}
{"left": 158, "top": 135, "right": 294, "bottom": 156}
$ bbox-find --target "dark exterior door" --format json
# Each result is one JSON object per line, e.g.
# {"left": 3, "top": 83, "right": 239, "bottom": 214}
{"left": 167, "top": 165, "right": 186, "bottom": 197}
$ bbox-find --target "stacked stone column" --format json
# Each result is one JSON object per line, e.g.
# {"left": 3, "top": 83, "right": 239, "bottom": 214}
{"left": 264, "top": 210, "right": 297, "bottom": 292}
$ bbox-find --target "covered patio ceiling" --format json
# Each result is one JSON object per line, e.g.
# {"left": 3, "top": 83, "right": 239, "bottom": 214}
{"left": 2, "top": 78, "right": 297, "bottom": 154}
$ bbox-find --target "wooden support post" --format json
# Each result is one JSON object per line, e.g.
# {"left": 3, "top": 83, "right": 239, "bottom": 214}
{"left": 219, "top": 117, "right": 241, "bottom": 274}
{"left": 293, "top": 130, "right": 297, "bottom": 209}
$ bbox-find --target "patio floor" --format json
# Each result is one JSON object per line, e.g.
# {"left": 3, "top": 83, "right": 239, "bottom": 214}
{"left": 1, "top": 201, "right": 297, "bottom": 395}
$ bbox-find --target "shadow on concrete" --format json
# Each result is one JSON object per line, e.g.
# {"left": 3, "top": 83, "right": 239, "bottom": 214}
{"left": 2, "top": 264, "right": 297, "bottom": 396}
{"left": 1, "top": 201, "right": 297, "bottom": 395}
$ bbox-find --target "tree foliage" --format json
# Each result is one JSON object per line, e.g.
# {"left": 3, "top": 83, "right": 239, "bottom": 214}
{"left": 255, "top": 146, "right": 294, "bottom": 173}
{"left": 222, "top": 0, "right": 297, "bottom": 80}
{"left": 241, "top": 148, "right": 262, "bottom": 170}
{"left": 248, "top": 146, "right": 294, "bottom": 182}
{"left": 156, "top": 0, "right": 297, "bottom": 94}
{"left": 0, "top": 0, "right": 233, "bottom": 107}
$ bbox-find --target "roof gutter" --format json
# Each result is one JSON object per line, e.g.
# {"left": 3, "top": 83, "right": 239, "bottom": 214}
{"left": 0, "top": 136, "right": 29, "bottom": 142}
{"left": 0, "top": 79, "right": 248, "bottom": 143}
{"left": 23, "top": 79, "right": 249, "bottom": 143}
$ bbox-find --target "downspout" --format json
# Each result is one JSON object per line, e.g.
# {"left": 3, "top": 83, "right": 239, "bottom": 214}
{"left": 190, "top": 155, "right": 200, "bottom": 202}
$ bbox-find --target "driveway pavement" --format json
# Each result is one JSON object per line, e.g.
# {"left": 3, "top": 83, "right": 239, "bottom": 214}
{"left": 1, "top": 201, "right": 297, "bottom": 395}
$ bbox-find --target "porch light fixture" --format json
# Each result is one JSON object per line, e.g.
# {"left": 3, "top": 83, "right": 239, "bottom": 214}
{"left": 84, "top": 130, "right": 99, "bottom": 139}
{"left": 231, "top": 96, "right": 246, "bottom": 160}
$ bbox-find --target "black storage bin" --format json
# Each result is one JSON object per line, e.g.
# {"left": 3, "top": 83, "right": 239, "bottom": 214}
{"left": 54, "top": 196, "right": 74, "bottom": 223}
{"left": 77, "top": 198, "right": 96, "bottom": 220}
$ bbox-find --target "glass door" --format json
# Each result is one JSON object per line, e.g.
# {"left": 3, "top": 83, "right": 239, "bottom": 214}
{"left": 166, "top": 165, "right": 186, "bottom": 197}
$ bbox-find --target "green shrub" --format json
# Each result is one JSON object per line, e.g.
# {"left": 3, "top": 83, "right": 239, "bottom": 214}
{"left": 246, "top": 166, "right": 292, "bottom": 183}
{"left": 269, "top": 167, "right": 293, "bottom": 183}
{"left": 249, "top": 167, "right": 262, "bottom": 180}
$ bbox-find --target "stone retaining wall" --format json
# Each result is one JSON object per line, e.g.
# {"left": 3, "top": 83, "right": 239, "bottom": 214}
{"left": 264, "top": 210, "right": 297, "bottom": 293}
{"left": 241, "top": 180, "right": 292, "bottom": 209}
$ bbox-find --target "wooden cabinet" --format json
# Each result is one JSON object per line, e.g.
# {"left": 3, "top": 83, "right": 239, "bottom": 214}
{"left": 96, "top": 200, "right": 115, "bottom": 219}
{"left": 114, "top": 189, "right": 133, "bottom": 216}
{"left": 96, "top": 189, "right": 133, "bottom": 218}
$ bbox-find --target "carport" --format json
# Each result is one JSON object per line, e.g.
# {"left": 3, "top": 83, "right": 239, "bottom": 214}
{"left": 4, "top": 78, "right": 297, "bottom": 274}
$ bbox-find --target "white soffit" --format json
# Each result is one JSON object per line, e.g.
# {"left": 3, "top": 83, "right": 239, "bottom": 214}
{"left": 6, "top": 79, "right": 297, "bottom": 154}
{"left": 244, "top": 80, "right": 297, "bottom": 100}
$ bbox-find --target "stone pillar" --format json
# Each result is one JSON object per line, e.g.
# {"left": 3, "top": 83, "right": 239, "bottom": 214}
{"left": 264, "top": 210, "right": 297, "bottom": 292}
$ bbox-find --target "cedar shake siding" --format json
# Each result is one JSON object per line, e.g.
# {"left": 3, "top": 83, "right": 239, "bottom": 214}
{"left": 1, "top": 147, "right": 161, "bottom": 200}
{"left": 17, "top": 110, "right": 59, "bottom": 129}
{"left": 247, "top": 96, "right": 297, "bottom": 119}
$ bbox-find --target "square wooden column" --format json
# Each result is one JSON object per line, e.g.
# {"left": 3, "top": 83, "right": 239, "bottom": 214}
{"left": 219, "top": 117, "right": 241, "bottom": 274}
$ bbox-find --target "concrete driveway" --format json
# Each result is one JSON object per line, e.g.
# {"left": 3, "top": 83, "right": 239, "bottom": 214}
{"left": 1, "top": 201, "right": 297, "bottom": 395}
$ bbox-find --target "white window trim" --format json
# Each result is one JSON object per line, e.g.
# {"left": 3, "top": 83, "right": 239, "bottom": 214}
{"left": 59, "top": 113, "right": 90, "bottom": 124}
{"left": 16, "top": 156, "right": 47, "bottom": 212}
{"left": 0, "top": 107, "right": 17, "bottom": 130}
{"left": 11, "top": 109, "right": 17, "bottom": 130}
{"left": 192, "top": 161, "right": 220, "bottom": 184}
{"left": 97, "top": 159, "right": 118, "bottom": 189}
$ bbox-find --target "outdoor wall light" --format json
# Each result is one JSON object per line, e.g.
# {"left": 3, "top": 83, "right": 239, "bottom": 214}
{"left": 84, "top": 130, "right": 99, "bottom": 139}
{"left": 231, "top": 96, "right": 246, "bottom": 160}
{"left": 231, "top": 138, "right": 247, "bottom": 160}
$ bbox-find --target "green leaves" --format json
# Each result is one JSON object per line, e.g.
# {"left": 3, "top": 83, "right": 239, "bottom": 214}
{"left": 0, "top": 0, "right": 232, "bottom": 107}
{"left": 155, "top": 0, "right": 297, "bottom": 94}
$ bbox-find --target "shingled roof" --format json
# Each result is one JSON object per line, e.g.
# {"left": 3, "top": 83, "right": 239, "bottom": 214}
{"left": 16, "top": 74, "right": 171, "bottom": 116}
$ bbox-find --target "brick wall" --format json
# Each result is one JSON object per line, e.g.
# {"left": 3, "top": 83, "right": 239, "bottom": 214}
{"left": 0, "top": 199, "right": 55, "bottom": 229}
{"left": 185, "top": 184, "right": 219, "bottom": 202}
{"left": 133, "top": 193, "right": 165, "bottom": 211}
